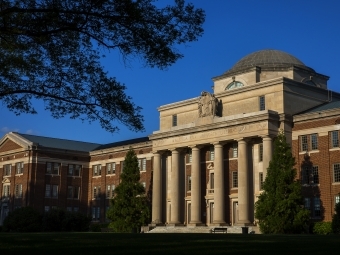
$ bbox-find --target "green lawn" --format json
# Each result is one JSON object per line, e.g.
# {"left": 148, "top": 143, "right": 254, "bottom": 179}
{"left": 0, "top": 233, "right": 338, "bottom": 255}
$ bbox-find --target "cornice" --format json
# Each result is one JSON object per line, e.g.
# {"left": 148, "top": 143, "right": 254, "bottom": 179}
{"left": 149, "top": 110, "right": 280, "bottom": 140}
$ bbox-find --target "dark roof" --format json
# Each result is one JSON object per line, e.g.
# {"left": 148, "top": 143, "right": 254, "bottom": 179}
{"left": 95, "top": 137, "right": 150, "bottom": 150}
{"left": 224, "top": 49, "right": 314, "bottom": 75}
{"left": 15, "top": 132, "right": 102, "bottom": 152}
{"left": 297, "top": 101, "right": 340, "bottom": 115}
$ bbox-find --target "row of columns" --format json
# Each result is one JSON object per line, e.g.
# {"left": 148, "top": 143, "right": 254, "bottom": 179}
{"left": 152, "top": 136, "right": 273, "bottom": 225}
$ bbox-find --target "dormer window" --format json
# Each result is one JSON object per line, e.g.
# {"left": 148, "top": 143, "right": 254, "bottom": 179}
{"left": 226, "top": 81, "right": 244, "bottom": 90}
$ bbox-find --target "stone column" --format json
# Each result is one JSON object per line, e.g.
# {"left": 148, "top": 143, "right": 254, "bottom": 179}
{"left": 190, "top": 145, "right": 202, "bottom": 225}
{"left": 151, "top": 152, "right": 162, "bottom": 224}
{"left": 262, "top": 136, "right": 273, "bottom": 179}
{"left": 237, "top": 138, "right": 251, "bottom": 225}
{"left": 213, "top": 142, "right": 226, "bottom": 225}
{"left": 170, "top": 149, "right": 180, "bottom": 224}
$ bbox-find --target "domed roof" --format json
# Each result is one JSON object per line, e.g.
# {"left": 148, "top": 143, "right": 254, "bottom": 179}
{"left": 224, "top": 49, "right": 314, "bottom": 75}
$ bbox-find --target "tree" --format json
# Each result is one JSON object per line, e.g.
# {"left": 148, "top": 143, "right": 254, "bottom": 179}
{"left": 0, "top": 0, "right": 205, "bottom": 132}
{"left": 255, "top": 131, "right": 310, "bottom": 234}
{"left": 107, "top": 148, "right": 150, "bottom": 232}
{"left": 331, "top": 197, "right": 340, "bottom": 233}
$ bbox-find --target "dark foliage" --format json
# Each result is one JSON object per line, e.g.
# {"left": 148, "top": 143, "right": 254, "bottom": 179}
{"left": 107, "top": 148, "right": 150, "bottom": 232}
{"left": 42, "top": 208, "right": 91, "bottom": 232}
{"left": 255, "top": 131, "right": 310, "bottom": 234}
{"left": 2, "top": 207, "right": 42, "bottom": 232}
{"left": 331, "top": 199, "right": 340, "bottom": 233}
{"left": 0, "top": 0, "right": 205, "bottom": 132}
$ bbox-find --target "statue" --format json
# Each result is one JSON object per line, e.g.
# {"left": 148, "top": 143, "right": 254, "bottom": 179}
{"left": 198, "top": 91, "right": 218, "bottom": 117}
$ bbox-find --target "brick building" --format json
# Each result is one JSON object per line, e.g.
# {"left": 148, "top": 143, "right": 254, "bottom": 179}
{"left": 1, "top": 49, "right": 340, "bottom": 226}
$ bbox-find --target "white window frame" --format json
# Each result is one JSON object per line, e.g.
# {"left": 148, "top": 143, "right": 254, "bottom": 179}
{"left": 232, "top": 143, "right": 238, "bottom": 158}
{"left": 2, "top": 184, "right": 10, "bottom": 198}
{"left": 46, "top": 162, "right": 60, "bottom": 175}
{"left": 334, "top": 163, "right": 340, "bottom": 183}
{"left": 16, "top": 162, "right": 24, "bottom": 174}
{"left": 93, "top": 165, "right": 101, "bottom": 176}
{"left": 15, "top": 183, "right": 23, "bottom": 198}
{"left": 331, "top": 131, "right": 339, "bottom": 148}
{"left": 106, "top": 184, "right": 115, "bottom": 198}
{"left": 209, "top": 146, "right": 215, "bottom": 161}
{"left": 4, "top": 164, "right": 11, "bottom": 176}
{"left": 232, "top": 171, "right": 238, "bottom": 188}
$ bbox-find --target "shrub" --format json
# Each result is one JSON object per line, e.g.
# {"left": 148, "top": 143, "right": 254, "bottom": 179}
{"left": 2, "top": 207, "right": 42, "bottom": 232}
{"left": 89, "top": 223, "right": 109, "bottom": 232}
{"left": 42, "top": 208, "right": 91, "bottom": 232}
{"left": 313, "top": 222, "right": 332, "bottom": 235}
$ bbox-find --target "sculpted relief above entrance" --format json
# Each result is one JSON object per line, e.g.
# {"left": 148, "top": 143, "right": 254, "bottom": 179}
{"left": 198, "top": 91, "right": 219, "bottom": 118}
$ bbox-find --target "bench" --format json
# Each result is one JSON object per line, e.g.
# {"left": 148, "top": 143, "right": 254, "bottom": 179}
{"left": 211, "top": 227, "right": 227, "bottom": 233}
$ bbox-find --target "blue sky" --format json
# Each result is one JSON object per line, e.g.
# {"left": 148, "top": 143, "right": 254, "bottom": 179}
{"left": 1, "top": 0, "right": 340, "bottom": 144}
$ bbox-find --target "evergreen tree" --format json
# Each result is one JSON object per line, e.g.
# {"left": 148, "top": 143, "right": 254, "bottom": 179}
{"left": 331, "top": 197, "right": 340, "bottom": 233}
{"left": 255, "top": 131, "right": 310, "bottom": 234}
{"left": 107, "top": 148, "right": 150, "bottom": 232}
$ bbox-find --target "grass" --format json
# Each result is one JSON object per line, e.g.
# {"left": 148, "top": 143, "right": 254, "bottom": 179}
{"left": 0, "top": 233, "right": 339, "bottom": 255}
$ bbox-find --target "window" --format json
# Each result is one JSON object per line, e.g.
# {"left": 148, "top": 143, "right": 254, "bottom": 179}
{"left": 67, "top": 207, "right": 72, "bottom": 212}
{"left": 138, "top": 158, "right": 146, "bottom": 171}
{"left": 68, "top": 164, "right": 81, "bottom": 176}
{"left": 259, "top": 96, "right": 265, "bottom": 111}
{"left": 232, "top": 143, "right": 238, "bottom": 158}
{"left": 311, "top": 134, "right": 318, "bottom": 150}
{"left": 232, "top": 171, "right": 238, "bottom": 188}
{"left": 93, "top": 165, "right": 101, "bottom": 176}
{"left": 120, "top": 161, "right": 125, "bottom": 172}
{"left": 93, "top": 186, "right": 101, "bottom": 199}
{"left": 335, "top": 195, "right": 340, "bottom": 205}
{"left": 209, "top": 146, "right": 215, "bottom": 161}
{"left": 304, "top": 198, "right": 311, "bottom": 210}
{"left": 187, "top": 149, "right": 192, "bottom": 163}
{"left": 187, "top": 176, "right": 192, "bottom": 191}
{"left": 4, "top": 164, "right": 11, "bottom": 176}
{"left": 106, "top": 163, "right": 116, "bottom": 175}
{"left": 314, "top": 197, "right": 321, "bottom": 217}
{"left": 300, "top": 134, "right": 318, "bottom": 151}
{"left": 67, "top": 186, "right": 80, "bottom": 199}
{"left": 259, "top": 144, "right": 263, "bottom": 162}
{"left": 259, "top": 172, "right": 264, "bottom": 190}
{"left": 92, "top": 207, "right": 100, "bottom": 221}
{"left": 226, "top": 81, "right": 244, "bottom": 90}
{"left": 312, "top": 166, "right": 319, "bottom": 184}
{"left": 141, "top": 182, "right": 146, "bottom": 188}
{"left": 106, "top": 184, "right": 115, "bottom": 198}
{"left": 210, "top": 173, "right": 214, "bottom": 189}
{"left": 172, "top": 114, "right": 177, "bottom": 127}
{"left": 2, "top": 184, "right": 10, "bottom": 198}
{"left": 16, "top": 162, "right": 24, "bottom": 174}
{"left": 15, "top": 184, "right": 22, "bottom": 198}
{"left": 44, "top": 206, "right": 50, "bottom": 212}
{"left": 301, "top": 135, "right": 308, "bottom": 151}
{"left": 333, "top": 164, "right": 340, "bottom": 182}
{"left": 46, "top": 162, "right": 60, "bottom": 175}
{"left": 45, "top": 184, "right": 58, "bottom": 198}
{"left": 331, "top": 131, "right": 339, "bottom": 148}
{"left": 302, "top": 166, "right": 319, "bottom": 185}
{"left": 73, "top": 207, "right": 79, "bottom": 212}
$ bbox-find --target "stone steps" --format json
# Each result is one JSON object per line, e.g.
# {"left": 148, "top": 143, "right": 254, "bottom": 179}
{"left": 147, "top": 226, "right": 257, "bottom": 234}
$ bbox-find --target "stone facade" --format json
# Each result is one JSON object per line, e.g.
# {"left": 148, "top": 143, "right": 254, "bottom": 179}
{"left": 1, "top": 49, "right": 340, "bottom": 226}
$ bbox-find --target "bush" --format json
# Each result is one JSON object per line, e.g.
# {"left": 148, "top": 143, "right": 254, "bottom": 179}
{"left": 2, "top": 207, "right": 42, "bottom": 232}
{"left": 89, "top": 223, "right": 109, "bottom": 232}
{"left": 313, "top": 222, "right": 332, "bottom": 235}
{"left": 42, "top": 208, "right": 91, "bottom": 232}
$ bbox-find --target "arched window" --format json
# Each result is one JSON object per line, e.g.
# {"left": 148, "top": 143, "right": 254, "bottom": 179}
{"left": 226, "top": 81, "right": 244, "bottom": 90}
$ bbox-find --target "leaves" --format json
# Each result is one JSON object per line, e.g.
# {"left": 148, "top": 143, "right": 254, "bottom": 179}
{"left": 0, "top": 0, "right": 205, "bottom": 132}
{"left": 107, "top": 148, "right": 150, "bottom": 232}
{"left": 255, "top": 131, "right": 310, "bottom": 234}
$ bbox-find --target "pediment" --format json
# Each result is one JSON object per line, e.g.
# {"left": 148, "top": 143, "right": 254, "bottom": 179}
{"left": 0, "top": 138, "right": 23, "bottom": 153}
{"left": 2, "top": 178, "right": 10, "bottom": 184}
